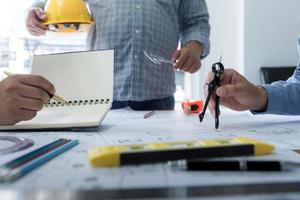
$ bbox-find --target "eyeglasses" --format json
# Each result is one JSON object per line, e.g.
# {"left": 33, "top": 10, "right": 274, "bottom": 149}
{"left": 143, "top": 50, "right": 175, "bottom": 65}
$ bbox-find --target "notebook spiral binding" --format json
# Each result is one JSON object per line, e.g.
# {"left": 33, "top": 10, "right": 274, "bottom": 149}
{"left": 45, "top": 99, "right": 111, "bottom": 108}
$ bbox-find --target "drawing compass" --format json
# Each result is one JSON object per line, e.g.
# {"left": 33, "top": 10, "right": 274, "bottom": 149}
{"left": 199, "top": 57, "right": 224, "bottom": 129}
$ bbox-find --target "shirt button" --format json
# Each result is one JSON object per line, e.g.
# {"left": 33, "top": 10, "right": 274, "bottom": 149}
{"left": 135, "top": 29, "right": 140, "bottom": 34}
{"left": 136, "top": 5, "right": 140, "bottom": 9}
{"left": 134, "top": 55, "right": 138, "bottom": 59}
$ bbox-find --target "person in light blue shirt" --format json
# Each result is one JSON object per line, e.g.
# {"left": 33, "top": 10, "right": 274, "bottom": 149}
{"left": 26, "top": 0, "right": 211, "bottom": 111}
{"left": 205, "top": 38, "right": 300, "bottom": 116}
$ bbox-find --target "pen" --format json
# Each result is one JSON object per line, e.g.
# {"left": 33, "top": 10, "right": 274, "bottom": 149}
{"left": 144, "top": 111, "right": 155, "bottom": 119}
{"left": 172, "top": 160, "right": 300, "bottom": 171}
{"left": 3, "top": 71, "right": 69, "bottom": 105}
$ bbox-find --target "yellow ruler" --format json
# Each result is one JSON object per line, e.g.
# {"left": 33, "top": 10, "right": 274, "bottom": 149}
{"left": 88, "top": 137, "right": 274, "bottom": 167}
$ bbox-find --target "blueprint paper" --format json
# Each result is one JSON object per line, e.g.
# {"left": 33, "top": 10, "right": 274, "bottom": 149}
{"left": 1, "top": 108, "right": 300, "bottom": 190}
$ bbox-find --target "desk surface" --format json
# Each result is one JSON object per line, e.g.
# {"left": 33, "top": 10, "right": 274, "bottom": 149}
{"left": 1, "top": 108, "right": 300, "bottom": 199}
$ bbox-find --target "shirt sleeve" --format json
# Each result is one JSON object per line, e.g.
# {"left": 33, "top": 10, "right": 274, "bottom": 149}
{"left": 178, "top": 0, "right": 211, "bottom": 58}
{"left": 251, "top": 65, "right": 300, "bottom": 115}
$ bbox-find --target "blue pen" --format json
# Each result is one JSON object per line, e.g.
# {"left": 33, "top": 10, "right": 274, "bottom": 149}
{"left": 0, "top": 140, "right": 79, "bottom": 182}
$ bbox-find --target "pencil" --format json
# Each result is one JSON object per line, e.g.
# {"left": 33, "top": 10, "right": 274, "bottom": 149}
{"left": 144, "top": 111, "right": 155, "bottom": 119}
{"left": 3, "top": 71, "right": 69, "bottom": 105}
{"left": 51, "top": 94, "right": 69, "bottom": 105}
{"left": 3, "top": 139, "right": 70, "bottom": 169}
{"left": 0, "top": 139, "right": 79, "bottom": 182}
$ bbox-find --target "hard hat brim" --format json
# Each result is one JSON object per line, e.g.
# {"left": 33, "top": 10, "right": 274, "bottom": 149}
{"left": 43, "top": 20, "right": 93, "bottom": 25}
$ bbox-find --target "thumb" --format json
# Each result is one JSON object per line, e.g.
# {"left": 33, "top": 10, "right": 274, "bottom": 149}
{"left": 35, "top": 8, "right": 46, "bottom": 20}
{"left": 216, "top": 85, "right": 239, "bottom": 98}
{"left": 171, "top": 50, "right": 180, "bottom": 62}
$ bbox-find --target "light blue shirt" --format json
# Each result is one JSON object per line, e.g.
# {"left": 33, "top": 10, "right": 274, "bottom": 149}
{"left": 33, "top": 0, "right": 210, "bottom": 101}
{"left": 261, "top": 38, "right": 300, "bottom": 115}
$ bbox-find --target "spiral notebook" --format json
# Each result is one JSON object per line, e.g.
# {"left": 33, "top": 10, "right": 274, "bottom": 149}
{"left": 0, "top": 50, "right": 114, "bottom": 130}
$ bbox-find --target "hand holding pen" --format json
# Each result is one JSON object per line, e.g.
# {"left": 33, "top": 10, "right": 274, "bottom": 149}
{"left": 0, "top": 71, "right": 63, "bottom": 125}
{"left": 4, "top": 71, "right": 68, "bottom": 105}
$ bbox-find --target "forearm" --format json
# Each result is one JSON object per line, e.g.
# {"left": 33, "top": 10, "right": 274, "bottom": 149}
{"left": 260, "top": 81, "right": 300, "bottom": 115}
{"left": 179, "top": 0, "right": 210, "bottom": 58}
{"left": 250, "top": 78, "right": 300, "bottom": 115}
{"left": 251, "top": 64, "right": 300, "bottom": 115}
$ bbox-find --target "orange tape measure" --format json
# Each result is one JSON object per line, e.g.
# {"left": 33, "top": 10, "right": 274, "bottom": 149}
{"left": 181, "top": 100, "right": 203, "bottom": 114}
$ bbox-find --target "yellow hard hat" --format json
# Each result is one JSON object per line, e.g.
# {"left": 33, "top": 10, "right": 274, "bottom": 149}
{"left": 43, "top": 0, "right": 93, "bottom": 33}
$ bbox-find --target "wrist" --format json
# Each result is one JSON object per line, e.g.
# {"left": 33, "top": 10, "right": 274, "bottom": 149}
{"left": 252, "top": 86, "right": 268, "bottom": 112}
{"left": 185, "top": 41, "right": 203, "bottom": 58}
